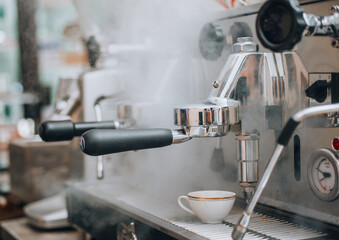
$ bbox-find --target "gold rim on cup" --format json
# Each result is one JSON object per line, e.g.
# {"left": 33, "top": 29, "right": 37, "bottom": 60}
{"left": 188, "top": 191, "right": 236, "bottom": 200}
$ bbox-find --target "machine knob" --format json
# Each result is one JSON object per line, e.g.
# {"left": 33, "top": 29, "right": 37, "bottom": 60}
{"left": 305, "top": 80, "right": 329, "bottom": 103}
{"left": 256, "top": 0, "right": 306, "bottom": 52}
{"left": 199, "top": 23, "right": 225, "bottom": 60}
{"left": 228, "top": 22, "right": 252, "bottom": 46}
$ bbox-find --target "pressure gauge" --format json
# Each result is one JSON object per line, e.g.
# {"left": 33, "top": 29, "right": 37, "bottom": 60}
{"left": 308, "top": 148, "right": 339, "bottom": 202}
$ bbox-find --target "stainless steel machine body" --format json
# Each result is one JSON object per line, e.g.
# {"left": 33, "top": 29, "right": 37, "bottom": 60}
{"left": 203, "top": 0, "right": 339, "bottom": 227}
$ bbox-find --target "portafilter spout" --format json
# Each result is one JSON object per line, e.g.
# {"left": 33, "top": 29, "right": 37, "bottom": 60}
{"left": 232, "top": 103, "right": 339, "bottom": 240}
{"left": 93, "top": 95, "right": 105, "bottom": 180}
{"left": 210, "top": 138, "right": 225, "bottom": 172}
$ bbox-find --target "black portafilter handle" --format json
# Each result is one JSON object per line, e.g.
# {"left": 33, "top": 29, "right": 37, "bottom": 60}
{"left": 80, "top": 129, "right": 173, "bottom": 156}
{"left": 39, "top": 120, "right": 117, "bottom": 142}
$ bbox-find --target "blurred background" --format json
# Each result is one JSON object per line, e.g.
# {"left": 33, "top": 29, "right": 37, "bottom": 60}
{"left": 0, "top": 0, "right": 84, "bottom": 203}
{"left": 1, "top": 0, "right": 339, "bottom": 240}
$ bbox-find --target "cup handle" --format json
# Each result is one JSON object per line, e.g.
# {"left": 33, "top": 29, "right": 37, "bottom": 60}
{"left": 178, "top": 196, "right": 195, "bottom": 215}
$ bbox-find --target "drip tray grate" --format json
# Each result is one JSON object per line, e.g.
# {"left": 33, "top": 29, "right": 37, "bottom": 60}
{"left": 168, "top": 207, "right": 327, "bottom": 240}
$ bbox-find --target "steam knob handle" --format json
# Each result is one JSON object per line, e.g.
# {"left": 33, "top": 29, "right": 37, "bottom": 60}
{"left": 256, "top": 0, "right": 306, "bottom": 52}
{"left": 305, "top": 80, "right": 329, "bottom": 103}
{"left": 199, "top": 23, "right": 225, "bottom": 60}
{"left": 80, "top": 129, "right": 173, "bottom": 156}
{"left": 39, "top": 120, "right": 116, "bottom": 142}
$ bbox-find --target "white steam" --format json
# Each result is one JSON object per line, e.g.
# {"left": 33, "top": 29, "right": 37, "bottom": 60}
{"left": 75, "top": 0, "right": 237, "bottom": 216}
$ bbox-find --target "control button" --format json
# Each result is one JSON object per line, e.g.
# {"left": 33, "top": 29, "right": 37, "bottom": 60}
{"left": 332, "top": 138, "right": 339, "bottom": 151}
{"left": 305, "top": 80, "right": 329, "bottom": 103}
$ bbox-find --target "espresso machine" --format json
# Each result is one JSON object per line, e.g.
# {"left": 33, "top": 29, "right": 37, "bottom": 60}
{"left": 38, "top": 0, "right": 339, "bottom": 239}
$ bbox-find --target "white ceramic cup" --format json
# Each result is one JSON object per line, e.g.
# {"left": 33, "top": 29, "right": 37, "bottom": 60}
{"left": 177, "top": 190, "right": 236, "bottom": 224}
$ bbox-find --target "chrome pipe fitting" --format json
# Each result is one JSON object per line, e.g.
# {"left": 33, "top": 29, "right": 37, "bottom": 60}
{"left": 236, "top": 133, "right": 260, "bottom": 202}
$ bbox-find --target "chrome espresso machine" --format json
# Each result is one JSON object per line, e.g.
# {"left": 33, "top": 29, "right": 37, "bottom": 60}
{"left": 41, "top": 0, "right": 339, "bottom": 239}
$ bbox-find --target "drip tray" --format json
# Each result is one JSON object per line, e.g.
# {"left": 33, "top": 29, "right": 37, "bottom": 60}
{"left": 66, "top": 179, "right": 331, "bottom": 240}
{"left": 171, "top": 210, "right": 326, "bottom": 240}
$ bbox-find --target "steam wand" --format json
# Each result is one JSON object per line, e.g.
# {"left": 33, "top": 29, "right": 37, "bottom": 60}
{"left": 92, "top": 94, "right": 135, "bottom": 179}
{"left": 93, "top": 96, "right": 105, "bottom": 180}
{"left": 232, "top": 103, "right": 339, "bottom": 240}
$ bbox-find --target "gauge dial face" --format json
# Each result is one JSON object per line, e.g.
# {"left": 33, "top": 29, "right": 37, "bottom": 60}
{"left": 308, "top": 149, "right": 339, "bottom": 202}
{"left": 311, "top": 158, "right": 335, "bottom": 194}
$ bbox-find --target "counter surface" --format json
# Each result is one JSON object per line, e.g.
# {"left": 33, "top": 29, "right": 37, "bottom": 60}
{"left": 0, "top": 218, "right": 77, "bottom": 240}
{"left": 66, "top": 178, "right": 330, "bottom": 240}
